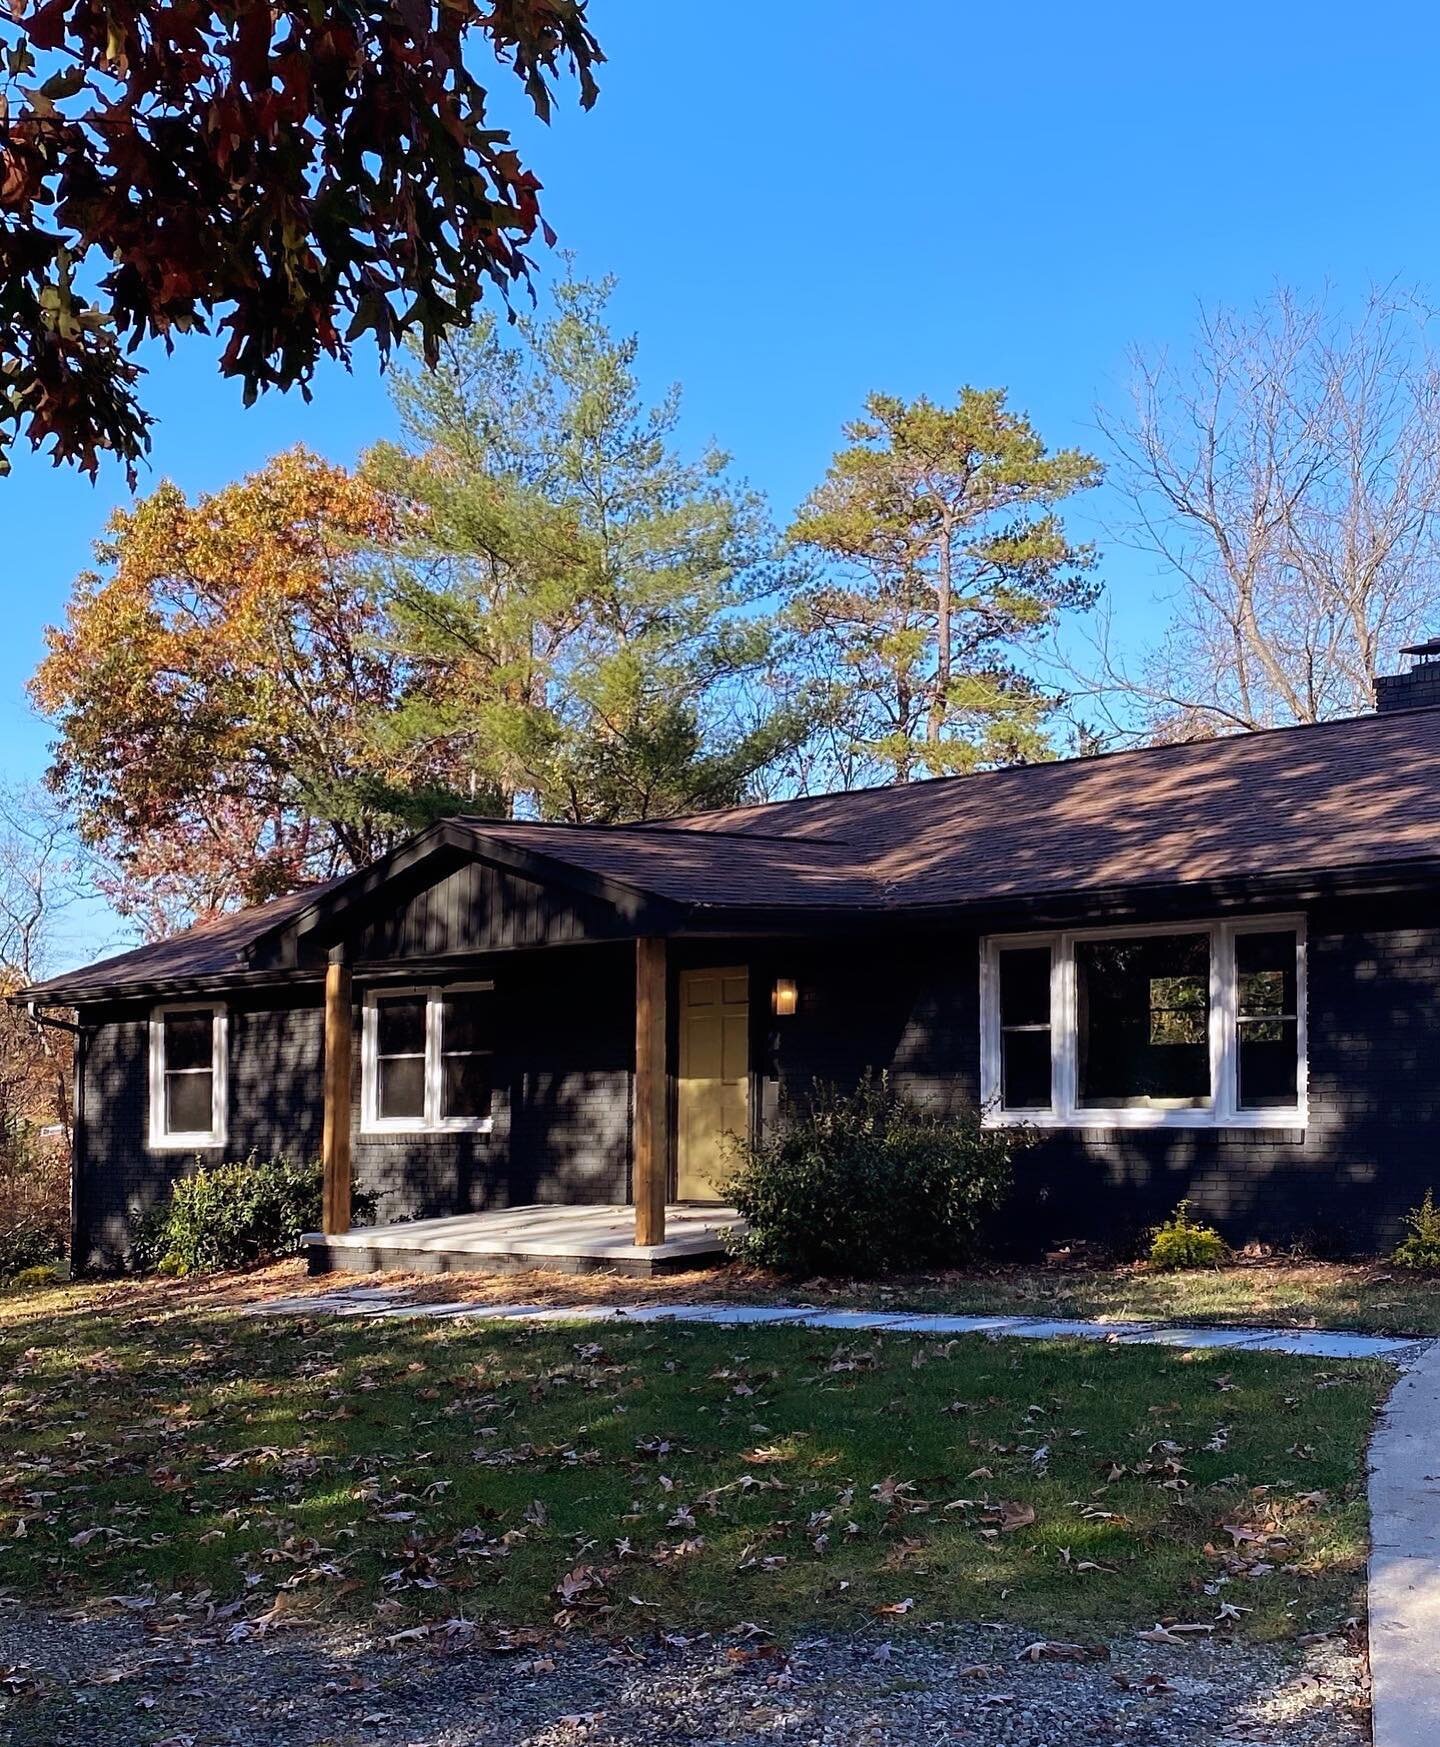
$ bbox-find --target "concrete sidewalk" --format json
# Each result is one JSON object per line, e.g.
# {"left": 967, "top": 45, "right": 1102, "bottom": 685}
{"left": 1369, "top": 1340, "right": 1440, "bottom": 1747}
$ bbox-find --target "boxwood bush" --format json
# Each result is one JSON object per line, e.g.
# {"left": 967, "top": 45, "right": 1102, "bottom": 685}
{"left": 0, "top": 1217, "right": 64, "bottom": 1282}
{"left": 134, "top": 1154, "right": 377, "bottom": 1276}
{"left": 721, "top": 1076, "right": 1019, "bottom": 1276}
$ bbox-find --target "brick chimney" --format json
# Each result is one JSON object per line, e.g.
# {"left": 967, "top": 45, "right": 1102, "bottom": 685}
{"left": 1375, "top": 640, "right": 1440, "bottom": 712}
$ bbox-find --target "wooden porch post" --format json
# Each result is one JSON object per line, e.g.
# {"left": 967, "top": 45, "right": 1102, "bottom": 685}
{"left": 321, "top": 956, "right": 353, "bottom": 1236}
{"left": 634, "top": 937, "right": 669, "bottom": 1247}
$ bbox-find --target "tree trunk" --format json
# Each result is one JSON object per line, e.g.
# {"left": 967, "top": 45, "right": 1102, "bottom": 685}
{"left": 929, "top": 514, "right": 953, "bottom": 745}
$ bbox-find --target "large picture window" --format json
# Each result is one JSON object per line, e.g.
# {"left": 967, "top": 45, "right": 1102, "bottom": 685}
{"left": 149, "top": 1004, "right": 227, "bottom": 1148}
{"left": 361, "top": 983, "right": 495, "bottom": 1133}
{"left": 981, "top": 919, "right": 1305, "bottom": 1128}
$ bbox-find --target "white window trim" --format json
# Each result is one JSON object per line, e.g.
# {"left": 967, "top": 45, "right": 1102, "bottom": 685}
{"left": 360, "top": 982, "right": 496, "bottom": 1136}
{"left": 980, "top": 915, "right": 1307, "bottom": 1130}
{"left": 148, "top": 1002, "right": 228, "bottom": 1150}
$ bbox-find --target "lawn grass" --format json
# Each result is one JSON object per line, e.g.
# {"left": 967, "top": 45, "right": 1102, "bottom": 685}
{"left": 0, "top": 1283, "right": 1391, "bottom": 1648}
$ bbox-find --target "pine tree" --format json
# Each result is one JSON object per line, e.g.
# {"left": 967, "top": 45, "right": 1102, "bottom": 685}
{"left": 366, "top": 274, "right": 801, "bottom": 822}
{"left": 789, "top": 389, "right": 1102, "bottom": 784}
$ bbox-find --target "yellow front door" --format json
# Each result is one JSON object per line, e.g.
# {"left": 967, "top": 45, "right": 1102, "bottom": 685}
{"left": 677, "top": 966, "right": 750, "bottom": 1201}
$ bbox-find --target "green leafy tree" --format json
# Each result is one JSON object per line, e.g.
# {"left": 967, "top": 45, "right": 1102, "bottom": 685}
{"left": 365, "top": 274, "right": 803, "bottom": 822}
{"left": 789, "top": 389, "right": 1102, "bottom": 784}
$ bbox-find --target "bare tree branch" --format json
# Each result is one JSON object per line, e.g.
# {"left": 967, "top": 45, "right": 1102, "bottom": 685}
{"left": 1065, "top": 285, "right": 1440, "bottom": 740}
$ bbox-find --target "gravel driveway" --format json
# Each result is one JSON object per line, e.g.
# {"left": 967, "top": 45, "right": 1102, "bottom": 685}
{"left": 0, "top": 1602, "right": 1368, "bottom": 1747}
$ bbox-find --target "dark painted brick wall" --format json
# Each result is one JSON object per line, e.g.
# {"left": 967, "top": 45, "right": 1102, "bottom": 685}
{"left": 74, "top": 894, "right": 1440, "bottom": 1265}
{"left": 759, "top": 897, "right": 1440, "bottom": 1254}
{"left": 76, "top": 943, "right": 632, "bottom": 1269}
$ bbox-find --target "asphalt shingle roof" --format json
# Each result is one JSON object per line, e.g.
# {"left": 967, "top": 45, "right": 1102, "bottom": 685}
{"left": 25, "top": 706, "right": 1440, "bottom": 1001}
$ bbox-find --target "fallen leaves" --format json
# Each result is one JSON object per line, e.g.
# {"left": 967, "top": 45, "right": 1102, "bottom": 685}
{"left": 1015, "top": 1639, "right": 1109, "bottom": 1662}
{"left": 554, "top": 1565, "right": 604, "bottom": 1607}
{"left": 1111, "top": 1671, "right": 1174, "bottom": 1695}
{"left": 1137, "top": 1621, "right": 1215, "bottom": 1646}
{"left": 0, "top": 1300, "right": 1384, "bottom": 1656}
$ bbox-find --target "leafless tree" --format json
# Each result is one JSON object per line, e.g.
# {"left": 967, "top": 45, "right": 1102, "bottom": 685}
{"left": 0, "top": 788, "right": 73, "bottom": 985}
{"left": 1070, "top": 286, "right": 1440, "bottom": 739}
{"left": 0, "top": 787, "right": 83, "bottom": 1262}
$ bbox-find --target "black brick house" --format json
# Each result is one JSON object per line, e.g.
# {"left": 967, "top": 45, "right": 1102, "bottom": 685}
{"left": 25, "top": 655, "right": 1440, "bottom": 1266}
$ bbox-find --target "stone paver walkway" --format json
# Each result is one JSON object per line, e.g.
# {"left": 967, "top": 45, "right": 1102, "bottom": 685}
{"left": 249, "top": 1284, "right": 1421, "bottom": 1360}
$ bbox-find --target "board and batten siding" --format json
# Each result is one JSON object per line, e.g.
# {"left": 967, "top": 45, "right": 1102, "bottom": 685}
{"left": 346, "top": 856, "right": 634, "bottom": 962}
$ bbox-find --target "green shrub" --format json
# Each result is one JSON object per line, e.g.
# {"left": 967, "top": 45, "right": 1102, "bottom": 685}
{"left": 136, "top": 1154, "right": 377, "bottom": 1276}
{"left": 721, "top": 1076, "right": 1019, "bottom": 1277}
{"left": 1393, "top": 1190, "right": 1440, "bottom": 1269}
{"left": 1148, "top": 1200, "right": 1229, "bottom": 1271}
{"left": 0, "top": 1216, "right": 63, "bottom": 1282}
{"left": 8, "top": 1263, "right": 62, "bottom": 1291}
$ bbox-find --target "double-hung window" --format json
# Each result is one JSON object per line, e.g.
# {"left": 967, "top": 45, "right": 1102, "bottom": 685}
{"left": 981, "top": 918, "right": 1306, "bottom": 1128}
{"left": 361, "top": 983, "right": 495, "bottom": 1133}
{"left": 149, "top": 1004, "right": 227, "bottom": 1149}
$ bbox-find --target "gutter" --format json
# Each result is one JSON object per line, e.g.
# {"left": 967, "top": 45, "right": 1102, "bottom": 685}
{"left": 13, "top": 965, "right": 328, "bottom": 1012}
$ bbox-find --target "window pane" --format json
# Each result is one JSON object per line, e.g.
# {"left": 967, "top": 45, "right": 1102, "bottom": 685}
{"left": 378, "top": 1054, "right": 425, "bottom": 1120}
{"left": 1239, "top": 1018, "right": 1299, "bottom": 1108}
{"left": 1237, "top": 931, "right": 1298, "bottom": 1108}
{"left": 376, "top": 996, "right": 426, "bottom": 1058}
{"left": 441, "top": 990, "right": 494, "bottom": 1056}
{"left": 1001, "top": 1030, "right": 1051, "bottom": 1109}
{"left": 998, "top": 947, "right": 1051, "bottom": 1027}
{"left": 164, "top": 1010, "right": 213, "bottom": 1072}
{"left": 1077, "top": 933, "right": 1211, "bottom": 1107}
{"left": 1237, "top": 931, "right": 1297, "bottom": 1018}
{"left": 442, "top": 1052, "right": 491, "bottom": 1121}
{"left": 166, "top": 1070, "right": 213, "bottom": 1134}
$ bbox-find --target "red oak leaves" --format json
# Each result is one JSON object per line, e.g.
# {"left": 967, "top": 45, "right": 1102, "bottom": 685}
{"left": 0, "top": 0, "right": 602, "bottom": 477}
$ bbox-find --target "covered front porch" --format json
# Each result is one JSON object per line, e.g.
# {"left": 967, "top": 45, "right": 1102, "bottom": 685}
{"left": 302, "top": 1201, "right": 744, "bottom": 1278}
{"left": 313, "top": 928, "right": 767, "bottom": 1270}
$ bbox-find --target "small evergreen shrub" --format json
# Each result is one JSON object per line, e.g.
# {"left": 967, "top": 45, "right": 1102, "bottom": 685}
{"left": 1148, "top": 1200, "right": 1229, "bottom": 1271}
{"left": 136, "top": 1154, "right": 377, "bottom": 1276}
{"left": 721, "top": 1076, "right": 1019, "bottom": 1277}
{"left": 1392, "top": 1190, "right": 1440, "bottom": 1269}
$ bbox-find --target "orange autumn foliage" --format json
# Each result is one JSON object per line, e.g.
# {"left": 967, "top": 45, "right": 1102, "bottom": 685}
{"left": 31, "top": 448, "right": 407, "bottom": 933}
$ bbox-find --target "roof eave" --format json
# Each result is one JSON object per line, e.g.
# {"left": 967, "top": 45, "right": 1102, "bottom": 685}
{"left": 12, "top": 964, "right": 328, "bottom": 1011}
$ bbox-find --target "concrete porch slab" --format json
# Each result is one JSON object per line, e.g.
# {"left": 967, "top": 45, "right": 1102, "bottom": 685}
{"left": 300, "top": 1203, "right": 744, "bottom": 1279}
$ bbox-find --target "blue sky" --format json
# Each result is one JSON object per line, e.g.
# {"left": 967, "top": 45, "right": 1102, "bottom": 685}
{"left": 4, "top": 0, "right": 1439, "bottom": 964}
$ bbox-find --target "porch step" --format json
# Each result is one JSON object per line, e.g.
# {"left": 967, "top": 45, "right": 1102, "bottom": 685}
{"left": 299, "top": 1203, "right": 742, "bottom": 1280}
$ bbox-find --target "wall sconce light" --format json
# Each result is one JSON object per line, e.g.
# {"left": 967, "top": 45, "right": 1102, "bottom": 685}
{"left": 772, "top": 977, "right": 798, "bottom": 1017}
